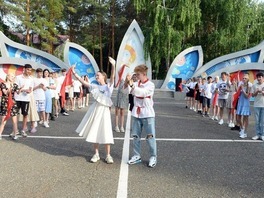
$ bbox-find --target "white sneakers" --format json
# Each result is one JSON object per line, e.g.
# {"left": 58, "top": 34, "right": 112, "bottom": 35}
{"left": 252, "top": 135, "right": 260, "bottom": 140}
{"left": 128, "top": 155, "right": 157, "bottom": 168}
{"left": 120, "top": 127, "right": 125, "bottom": 133}
{"left": 148, "top": 156, "right": 157, "bottom": 168}
{"left": 239, "top": 129, "right": 247, "bottom": 139}
{"left": 252, "top": 135, "right": 264, "bottom": 140}
{"left": 115, "top": 126, "right": 120, "bottom": 132}
{"left": 90, "top": 154, "right": 114, "bottom": 164}
{"left": 44, "top": 121, "right": 49, "bottom": 128}
{"left": 218, "top": 119, "right": 224, "bottom": 125}
{"left": 128, "top": 155, "right": 142, "bottom": 165}
{"left": 105, "top": 155, "right": 114, "bottom": 164}
{"left": 115, "top": 126, "right": 125, "bottom": 133}
{"left": 228, "top": 122, "right": 235, "bottom": 128}
{"left": 90, "top": 154, "right": 100, "bottom": 163}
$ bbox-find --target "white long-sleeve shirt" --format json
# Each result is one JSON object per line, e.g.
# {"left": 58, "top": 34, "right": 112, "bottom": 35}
{"left": 131, "top": 80, "right": 155, "bottom": 118}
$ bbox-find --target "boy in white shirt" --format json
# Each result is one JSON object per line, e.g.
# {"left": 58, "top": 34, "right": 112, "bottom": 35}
{"left": 202, "top": 76, "right": 213, "bottom": 116}
{"left": 15, "top": 64, "right": 34, "bottom": 136}
{"left": 33, "top": 68, "right": 47, "bottom": 128}
{"left": 127, "top": 64, "right": 157, "bottom": 168}
{"left": 216, "top": 72, "right": 230, "bottom": 125}
{"left": 251, "top": 72, "right": 264, "bottom": 140}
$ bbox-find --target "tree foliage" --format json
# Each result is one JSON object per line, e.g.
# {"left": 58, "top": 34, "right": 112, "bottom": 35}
{"left": 134, "top": 0, "right": 201, "bottom": 78}
{"left": 1, "top": 0, "right": 264, "bottom": 78}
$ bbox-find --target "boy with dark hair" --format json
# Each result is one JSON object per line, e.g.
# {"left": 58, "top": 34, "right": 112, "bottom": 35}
{"left": 14, "top": 64, "right": 33, "bottom": 136}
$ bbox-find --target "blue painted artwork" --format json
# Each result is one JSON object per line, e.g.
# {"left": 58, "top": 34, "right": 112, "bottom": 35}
{"left": 167, "top": 51, "right": 199, "bottom": 90}
{"left": 6, "top": 45, "right": 61, "bottom": 72}
{"left": 68, "top": 47, "right": 97, "bottom": 84}
{"left": 205, "top": 52, "right": 260, "bottom": 76}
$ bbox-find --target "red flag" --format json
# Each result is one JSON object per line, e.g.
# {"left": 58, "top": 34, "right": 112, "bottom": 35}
{"left": 212, "top": 93, "right": 219, "bottom": 107}
{"left": 178, "top": 83, "right": 183, "bottom": 92}
{"left": 115, "top": 64, "right": 126, "bottom": 88}
{"left": 60, "top": 68, "right": 73, "bottom": 108}
{"left": 232, "top": 89, "right": 241, "bottom": 109}
{"left": 4, "top": 90, "right": 14, "bottom": 121}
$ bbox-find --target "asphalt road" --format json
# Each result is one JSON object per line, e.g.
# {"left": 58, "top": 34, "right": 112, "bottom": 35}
{"left": 0, "top": 97, "right": 263, "bottom": 198}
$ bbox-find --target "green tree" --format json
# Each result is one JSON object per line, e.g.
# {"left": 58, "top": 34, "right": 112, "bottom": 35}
{"left": 134, "top": 0, "right": 201, "bottom": 79}
{"left": 194, "top": 0, "right": 258, "bottom": 63}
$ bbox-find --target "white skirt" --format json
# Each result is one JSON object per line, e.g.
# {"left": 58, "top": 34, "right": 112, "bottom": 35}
{"left": 76, "top": 101, "right": 114, "bottom": 144}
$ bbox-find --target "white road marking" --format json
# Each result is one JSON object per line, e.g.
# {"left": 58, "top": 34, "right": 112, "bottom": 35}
{"left": 1, "top": 135, "right": 83, "bottom": 139}
{"left": 2, "top": 134, "right": 262, "bottom": 143}
{"left": 116, "top": 110, "right": 131, "bottom": 198}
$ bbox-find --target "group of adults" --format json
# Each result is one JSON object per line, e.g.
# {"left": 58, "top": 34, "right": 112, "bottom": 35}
{"left": 0, "top": 64, "right": 90, "bottom": 140}
{"left": 184, "top": 71, "right": 264, "bottom": 140}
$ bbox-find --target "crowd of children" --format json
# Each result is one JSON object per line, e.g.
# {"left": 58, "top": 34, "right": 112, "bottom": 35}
{"left": 183, "top": 71, "right": 264, "bottom": 141}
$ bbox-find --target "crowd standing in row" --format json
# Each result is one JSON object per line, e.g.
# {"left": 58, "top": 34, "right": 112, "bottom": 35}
{"left": 0, "top": 64, "right": 90, "bottom": 140}
{"left": 183, "top": 71, "right": 264, "bottom": 141}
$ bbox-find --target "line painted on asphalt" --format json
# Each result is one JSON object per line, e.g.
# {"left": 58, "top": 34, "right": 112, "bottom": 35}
{"left": 2, "top": 135, "right": 262, "bottom": 143}
{"left": 1, "top": 135, "right": 83, "bottom": 139}
{"left": 114, "top": 137, "right": 262, "bottom": 143}
{"left": 116, "top": 110, "right": 131, "bottom": 198}
{"left": 155, "top": 138, "right": 263, "bottom": 143}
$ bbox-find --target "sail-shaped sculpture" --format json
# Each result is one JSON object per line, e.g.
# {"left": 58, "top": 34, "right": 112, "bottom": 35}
{"left": 115, "top": 19, "right": 151, "bottom": 86}
{"left": 193, "top": 41, "right": 264, "bottom": 78}
{"left": 0, "top": 31, "right": 62, "bottom": 81}
{"left": 63, "top": 41, "right": 99, "bottom": 84}
{"left": 161, "top": 46, "right": 203, "bottom": 90}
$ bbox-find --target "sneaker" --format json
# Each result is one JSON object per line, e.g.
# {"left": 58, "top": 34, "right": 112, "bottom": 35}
{"left": 34, "top": 121, "right": 38, "bottom": 128}
{"left": 252, "top": 135, "right": 261, "bottom": 140}
{"left": 39, "top": 120, "right": 44, "bottom": 125}
{"left": 240, "top": 133, "right": 247, "bottom": 139}
{"left": 228, "top": 122, "right": 233, "bottom": 128}
{"left": 62, "top": 112, "right": 69, "bottom": 116}
{"left": 21, "top": 131, "right": 28, "bottom": 137}
{"left": 211, "top": 116, "right": 215, "bottom": 120}
{"left": 10, "top": 131, "right": 19, "bottom": 137}
{"left": 214, "top": 116, "right": 219, "bottom": 121}
{"left": 148, "top": 156, "right": 157, "bottom": 168}
{"left": 239, "top": 129, "right": 247, "bottom": 138}
{"left": 261, "top": 136, "right": 264, "bottom": 141}
{"left": 231, "top": 125, "right": 240, "bottom": 131}
{"left": 90, "top": 154, "right": 100, "bottom": 163}
{"left": 12, "top": 135, "right": 19, "bottom": 140}
{"left": 43, "top": 121, "right": 49, "bottom": 128}
{"left": 105, "top": 155, "right": 114, "bottom": 164}
{"left": 115, "top": 126, "right": 120, "bottom": 133}
{"left": 30, "top": 127, "right": 37, "bottom": 133}
{"left": 218, "top": 119, "right": 224, "bottom": 125}
{"left": 128, "top": 155, "right": 142, "bottom": 165}
{"left": 120, "top": 127, "right": 125, "bottom": 133}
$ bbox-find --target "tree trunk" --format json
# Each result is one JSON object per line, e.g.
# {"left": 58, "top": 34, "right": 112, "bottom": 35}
{"left": 26, "top": 0, "right": 30, "bottom": 46}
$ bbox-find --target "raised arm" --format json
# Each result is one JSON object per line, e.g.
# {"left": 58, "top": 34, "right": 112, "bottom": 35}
{"left": 72, "top": 66, "right": 90, "bottom": 87}
{"left": 109, "top": 56, "right": 115, "bottom": 86}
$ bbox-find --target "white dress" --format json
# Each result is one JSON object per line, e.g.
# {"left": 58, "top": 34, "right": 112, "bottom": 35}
{"left": 76, "top": 83, "right": 114, "bottom": 144}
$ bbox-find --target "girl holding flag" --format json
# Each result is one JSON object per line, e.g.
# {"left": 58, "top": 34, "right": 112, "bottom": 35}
{"left": 71, "top": 57, "right": 116, "bottom": 164}
{"left": 0, "top": 73, "right": 20, "bottom": 140}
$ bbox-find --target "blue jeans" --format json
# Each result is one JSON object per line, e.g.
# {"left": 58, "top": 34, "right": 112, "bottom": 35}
{"left": 131, "top": 117, "right": 157, "bottom": 157}
{"left": 254, "top": 107, "right": 264, "bottom": 136}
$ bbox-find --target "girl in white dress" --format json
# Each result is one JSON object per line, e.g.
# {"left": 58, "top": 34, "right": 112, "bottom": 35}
{"left": 72, "top": 57, "right": 115, "bottom": 164}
